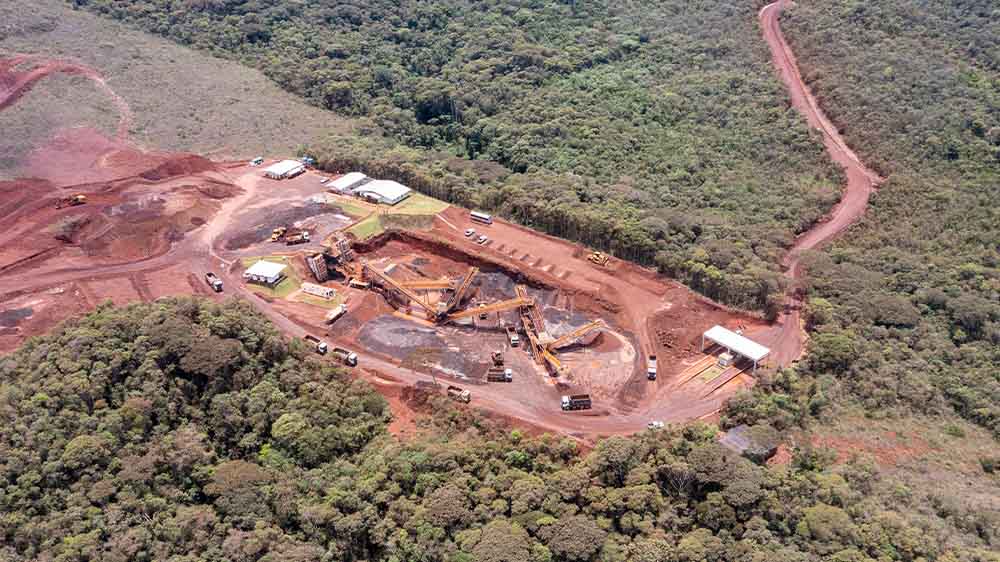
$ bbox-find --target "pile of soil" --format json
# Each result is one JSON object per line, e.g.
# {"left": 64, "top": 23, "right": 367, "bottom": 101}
{"left": 140, "top": 154, "right": 218, "bottom": 181}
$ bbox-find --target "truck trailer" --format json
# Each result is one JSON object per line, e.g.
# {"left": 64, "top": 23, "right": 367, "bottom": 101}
{"left": 331, "top": 346, "right": 358, "bottom": 367}
{"left": 304, "top": 335, "right": 328, "bottom": 354}
{"left": 561, "top": 394, "right": 592, "bottom": 411}
{"left": 647, "top": 355, "right": 658, "bottom": 380}
{"left": 486, "top": 367, "right": 513, "bottom": 383}
{"left": 447, "top": 385, "right": 471, "bottom": 403}
{"left": 204, "top": 272, "right": 223, "bottom": 292}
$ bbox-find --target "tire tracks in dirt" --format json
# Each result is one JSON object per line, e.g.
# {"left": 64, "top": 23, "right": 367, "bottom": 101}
{"left": 756, "top": 0, "right": 883, "bottom": 367}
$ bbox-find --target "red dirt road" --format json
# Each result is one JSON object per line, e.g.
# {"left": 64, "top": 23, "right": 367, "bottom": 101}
{"left": 753, "top": 1, "right": 883, "bottom": 366}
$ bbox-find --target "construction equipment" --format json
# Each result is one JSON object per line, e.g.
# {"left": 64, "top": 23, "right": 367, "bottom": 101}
{"left": 331, "top": 346, "right": 358, "bottom": 367}
{"left": 204, "top": 272, "right": 223, "bottom": 293}
{"left": 439, "top": 266, "right": 479, "bottom": 317}
{"left": 647, "top": 355, "right": 658, "bottom": 380}
{"left": 561, "top": 394, "right": 592, "bottom": 411}
{"left": 546, "top": 320, "right": 604, "bottom": 352}
{"left": 445, "top": 296, "right": 533, "bottom": 323}
{"left": 399, "top": 278, "right": 453, "bottom": 290}
{"left": 285, "top": 230, "right": 310, "bottom": 245}
{"left": 304, "top": 335, "right": 328, "bottom": 354}
{"left": 541, "top": 348, "right": 569, "bottom": 376}
{"left": 55, "top": 194, "right": 86, "bottom": 209}
{"left": 506, "top": 325, "right": 520, "bottom": 347}
{"left": 270, "top": 227, "right": 287, "bottom": 242}
{"left": 587, "top": 251, "right": 610, "bottom": 266}
{"left": 325, "top": 304, "right": 347, "bottom": 324}
{"left": 487, "top": 367, "right": 513, "bottom": 383}
{"left": 447, "top": 385, "right": 471, "bottom": 403}
{"left": 362, "top": 263, "right": 439, "bottom": 318}
{"left": 491, "top": 351, "right": 504, "bottom": 367}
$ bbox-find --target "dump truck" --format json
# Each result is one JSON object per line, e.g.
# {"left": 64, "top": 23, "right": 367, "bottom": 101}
{"left": 506, "top": 326, "right": 520, "bottom": 347}
{"left": 415, "top": 380, "right": 440, "bottom": 391}
{"left": 491, "top": 351, "right": 504, "bottom": 367}
{"left": 55, "top": 194, "right": 87, "bottom": 209}
{"left": 270, "top": 227, "right": 287, "bottom": 242}
{"left": 325, "top": 304, "right": 347, "bottom": 324}
{"left": 587, "top": 251, "right": 609, "bottom": 266}
{"left": 331, "top": 346, "right": 358, "bottom": 366}
{"left": 487, "top": 367, "right": 513, "bottom": 383}
{"left": 447, "top": 385, "right": 471, "bottom": 403}
{"left": 647, "top": 355, "right": 657, "bottom": 380}
{"left": 285, "top": 230, "right": 310, "bottom": 245}
{"left": 204, "top": 272, "right": 223, "bottom": 292}
{"left": 561, "top": 394, "right": 592, "bottom": 411}
{"left": 304, "top": 335, "right": 328, "bottom": 354}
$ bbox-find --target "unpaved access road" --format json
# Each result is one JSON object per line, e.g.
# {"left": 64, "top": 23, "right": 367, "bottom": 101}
{"left": 752, "top": 0, "right": 883, "bottom": 366}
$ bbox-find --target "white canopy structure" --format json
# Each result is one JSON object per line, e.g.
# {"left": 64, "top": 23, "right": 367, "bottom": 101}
{"left": 352, "top": 179, "right": 412, "bottom": 205}
{"left": 263, "top": 159, "right": 305, "bottom": 179}
{"left": 701, "top": 325, "right": 770, "bottom": 371}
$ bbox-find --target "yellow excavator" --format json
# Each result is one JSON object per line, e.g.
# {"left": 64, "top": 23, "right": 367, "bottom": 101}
{"left": 587, "top": 251, "right": 610, "bottom": 266}
{"left": 270, "top": 227, "right": 287, "bottom": 242}
{"left": 55, "top": 194, "right": 87, "bottom": 209}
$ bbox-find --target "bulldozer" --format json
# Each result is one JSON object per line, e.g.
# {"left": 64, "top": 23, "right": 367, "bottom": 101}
{"left": 587, "top": 251, "right": 610, "bottom": 266}
{"left": 55, "top": 194, "right": 87, "bottom": 209}
{"left": 270, "top": 227, "right": 287, "bottom": 242}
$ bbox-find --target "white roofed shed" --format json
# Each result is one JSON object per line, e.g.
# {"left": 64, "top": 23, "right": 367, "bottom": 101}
{"left": 701, "top": 325, "right": 770, "bottom": 371}
{"left": 352, "top": 179, "right": 412, "bottom": 205}
{"left": 263, "top": 159, "right": 305, "bottom": 179}
{"left": 244, "top": 260, "right": 287, "bottom": 285}
{"left": 330, "top": 172, "right": 369, "bottom": 192}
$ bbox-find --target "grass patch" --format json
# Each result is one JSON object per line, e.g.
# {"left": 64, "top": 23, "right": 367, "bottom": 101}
{"left": 327, "top": 197, "right": 373, "bottom": 219}
{"left": 241, "top": 256, "right": 300, "bottom": 299}
{"left": 392, "top": 192, "right": 449, "bottom": 215}
{"left": 348, "top": 215, "right": 384, "bottom": 241}
{"left": 697, "top": 365, "right": 725, "bottom": 383}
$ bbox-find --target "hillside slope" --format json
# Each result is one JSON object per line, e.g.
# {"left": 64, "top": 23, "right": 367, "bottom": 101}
{"left": 0, "top": 0, "right": 356, "bottom": 176}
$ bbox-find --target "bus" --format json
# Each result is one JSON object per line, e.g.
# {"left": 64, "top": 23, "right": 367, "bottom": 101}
{"left": 470, "top": 211, "right": 493, "bottom": 225}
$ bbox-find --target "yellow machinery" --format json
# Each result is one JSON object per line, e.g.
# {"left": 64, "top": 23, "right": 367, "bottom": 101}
{"left": 362, "top": 263, "right": 439, "bottom": 318}
{"left": 587, "top": 251, "right": 610, "bottom": 266}
{"left": 55, "top": 194, "right": 87, "bottom": 209}
{"left": 439, "top": 266, "right": 479, "bottom": 317}
{"left": 270, "top": 227, "right": 287, "bottom": 242}
{"left": 546, "top": 320, "right": 604, "bottom": 351}
{"left": 399, "top": 278, "right": 454, "bottom": 290}
{"left": 444, "top": 296, "right": 533, "bottom": 322}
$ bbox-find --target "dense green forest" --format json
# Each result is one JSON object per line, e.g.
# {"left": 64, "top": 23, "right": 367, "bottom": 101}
{"left": 1, "top": 300, "right": 997, "bottom": 561}
{"left": 725, "top": 0, "right": 999, "bottom": 437}
{"left": 67, "top": 0, "right": 844, "bottom": 314}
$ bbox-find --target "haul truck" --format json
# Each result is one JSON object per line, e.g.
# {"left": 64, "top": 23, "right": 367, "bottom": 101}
{"left": 304, "top": 335, "right": 328, "bottom": 354}
{"left": 561, "top": 394, "right": 592, "bottom": 411}
{"left": 487, "top": 367, "right": 513, "bottom": 383}
{"left": 447, "top": 385, "right": 471, "bottom": 403}
{"left": 331, "top": 346, "right": 358, "bottom": 367}
{"left": 647, "top": 355, "right": 658, "bottom": 380}
{"left": 204, "top": 272, "right": 223, "bottom": 292}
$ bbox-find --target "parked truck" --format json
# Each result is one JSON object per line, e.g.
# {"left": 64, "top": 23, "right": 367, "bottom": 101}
{"left": 447, "top": 385, "right": 471, "bottom": 403}
{"left": 331, "top": 346, "right": 358, "bottom": 367}
{"left": 561, "top": 394, "right": 592, "bottom": 411}
{"left": 487, "top": 367, "right": 513, "bottom": 383}
{"left": 647, "top": 355, "right": 658, "bottom": 380}
{"left": 55, "top": 194, "right": 87, "bottom": 209}
{"left": 325, "top": 304, "right": 347, "bottom": 324}
{"left": 204, "top": 272, "right": 223, "bottom": 292}
{"left": 491, "top": 351, "right": 504, "bottom": 367}
{"left": 304, "top": 335, "right": 328, "bottom": 355}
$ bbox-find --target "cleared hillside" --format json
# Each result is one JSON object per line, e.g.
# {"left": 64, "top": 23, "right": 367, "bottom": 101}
{"left": 0, "top": 0, "right": 356, "bottom": 177}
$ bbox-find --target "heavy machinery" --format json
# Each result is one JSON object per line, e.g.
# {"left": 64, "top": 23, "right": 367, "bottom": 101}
{"left": 647, "top": 355, "right": 658, "bottom": 380}
{"left": 204, "top": 272, "right": 223, "bottom": 292}
{"left": 487, "top": 367, "right": 513, "bottom": 383}
{"left": 361, "top": 262, "right": 439, "bottom": 318}
{"left": 546, "top": 320, "right": 604, "bottom": 352}
{"left": 331, "top": 346, "right": 358, "bottom": 367}
{"left": 447, "top": 385, "right": 471, "bottom": 403}
{"left": 506, "top": 325, "right": 520, "bottom": 347}
{"left": 270, "top": 227, "right": 287, "bottom": 242}
{"left": 304, "top": 335, "right": 328, "bottom": 354}
{"left": 325, "top": 304, "right": 347, "bottom": 324}
{"left": 561, "top": 394, "right": 592, "bottom": 411}
{"left": 285, "top": 230, "right": 310, "bottom": 245}
{"left": 399, "top": 278, "right": 453, "bottom": 290}
{"left": 444, "top": 296, "right": 532, "bottom": 323}
{"left": 587, "top": 252, "right": 610, "bottom": 266}
{"left": 491, "top": 351, "right": 504, "bottom": 367}
{"left": 55, "top": 194, "right": 86, "bottom": 209}
{"left": 439, "top": 266, "right": 479, "bottom": 318}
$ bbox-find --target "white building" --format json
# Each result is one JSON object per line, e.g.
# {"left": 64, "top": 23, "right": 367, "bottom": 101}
{"left": 329, "top": 172, "right": 369, "bottom": 192}
{"left": 263, "top": 159, "right": 306, "bottom": 180}
{"left": 352, "top": 179, "right": 412, "bottom": 206}
{"left": 244, "top": 260, "right": 287, "bottom": 286}
{"left": 301, "top": 282, "right": 336, "bottom": 300}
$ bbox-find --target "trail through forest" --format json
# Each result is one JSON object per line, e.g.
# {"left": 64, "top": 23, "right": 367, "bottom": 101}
{"left": 756, "top": 0, "right": 883, "bottom": 366}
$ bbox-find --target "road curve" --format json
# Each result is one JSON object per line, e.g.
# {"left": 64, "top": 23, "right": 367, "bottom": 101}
{"left": 755, "top": 0, "right": 882, "bottom": 367}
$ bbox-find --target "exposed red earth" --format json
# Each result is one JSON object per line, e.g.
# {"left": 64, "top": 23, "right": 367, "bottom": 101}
{"left": 0, "top": 8, "right": 882, "bottom": 443}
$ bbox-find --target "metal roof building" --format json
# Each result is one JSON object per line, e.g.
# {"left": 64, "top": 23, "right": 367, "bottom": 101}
{"left": 352, "top": 179, "right": 412, "bottom": 206}
{"left": 263, "top": 159, "right": 305, "bottom": 179}
{"left": 243, "top": 260, "right": 287, "bottom": 285}
{"left": 329, "top": 172, "right": 369, "bottom": 192}
{"left": 701, "top": 325, "right": 770, "bottom": 371}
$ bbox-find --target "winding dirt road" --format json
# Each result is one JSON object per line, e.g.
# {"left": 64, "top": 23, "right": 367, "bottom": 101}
{"left": 753, "top": 0, "right": 882, "bottom": 367}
